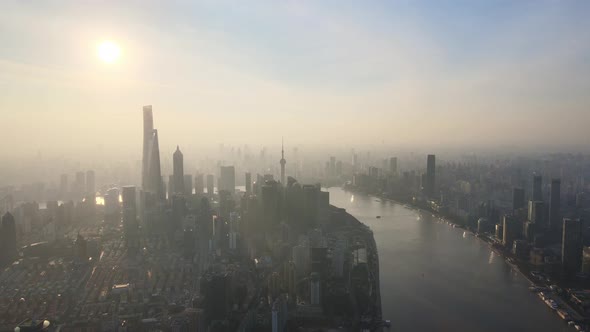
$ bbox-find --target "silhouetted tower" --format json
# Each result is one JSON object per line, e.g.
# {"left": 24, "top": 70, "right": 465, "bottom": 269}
{"left": 245, "top": 172, "right": 252, "bottom": 194}
{"left": 195, "top": 173, "right": 204, "bottom": 195}
{"left": 122, "top": 186, "right": 138, "bottom": 245}
{"left": 0, "top": 212, "right": 17, "bottom": 267}
{"left": 425, "top": 154, "right": 436, "bottom": 198}
{"left": 142, "top": 105, "right": 154, "bottom": 190}
{"left": 549, "top": 179, "right": 561, "bottom": 231}
{"left": 206, "top": 174, "right": 215, "bottom": 196}
{"left": 280, "top": 138, "right": 286, "bottom": 185}
{"left": 219, "top": 166, "right": 235, "bottom": 193}
{"left": 562, "top": 218, "right": 583, "bottom": 276}
{"left": 532, "top": 175, "right": 543, "bottom": 201}
{"left": 173, "top": 146, "right": 185, "bottom": 195}
{"left": 147, "top": 129, "right": 163, "bottom": 199}
{"left": 389, "top": 157, "right": 398, "bottom": 176}
{"left": 512, "top": 187, "right": 525, "bottom": 211}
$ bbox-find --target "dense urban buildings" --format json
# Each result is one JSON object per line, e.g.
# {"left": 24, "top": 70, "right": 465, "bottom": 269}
{"left": 3, "top": 2, "right": 590, "bottom": 330}
{"left": 3, "top": 104, "right": 590, "bottom": 330}
{"left": 0, "top": 107, "right": 391, "bottom": 330}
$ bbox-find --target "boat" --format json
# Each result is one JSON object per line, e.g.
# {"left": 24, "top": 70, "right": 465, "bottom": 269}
{"left": 557, "top": 309, "right": 571, "bottom": 321}
{"left": 376, "top": 216, "right": 381, "bottom": 219}
{"left": 544, "top": 299, "right": 559, "bottom": 310}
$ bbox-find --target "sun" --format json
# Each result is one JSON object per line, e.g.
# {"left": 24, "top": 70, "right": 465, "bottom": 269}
{"left": 97, "top": 41, "right": 121, "bottom": 63}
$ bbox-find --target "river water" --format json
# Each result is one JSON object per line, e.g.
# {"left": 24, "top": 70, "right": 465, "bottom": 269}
{"left": 327, "top": 187, "right": 571, "bottom": 332}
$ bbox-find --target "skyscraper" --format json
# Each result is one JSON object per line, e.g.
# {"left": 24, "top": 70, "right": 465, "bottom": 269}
{"left": 173, "top": 146, "right": 185, "bottom": 195}
{"left": 562, "top": 218, "right": 583, "bottom": 276}
{"left": 184, "top": 174, "right": 193, "bottom": 196}
{"left": 549, "top": 179, "right": 561, "bottom": 230}
{"left": 141, "top": 106, "right": 164, "bottom": 199}
{"left": 262, "top": 180, "right": 281, "bottom": 227}
{"left": 502, "top": 215, "right": 519, "bottom": 248}
{"left": 195, "top": 173, "right": 204, "bottom": 195}
{"left": 142, "top": 105, "right": 154, "bottom": 190}
{"left": 219, "top": 166, "right": 235, "bottom": 193}
{"left": 528, "top": 201, "right": 545, "bottom": 225}
{"left": 302, "top": 184, "right": 320, "bottom": 227}
{"left": 390, "top": 157, "right": 398, "bottom": 176}
{"left": 122, "top": 186, "right": 138, "bottom": 244}
{"left": 168, "top": 175, "right": 175, "bottom": 198}
{"left": 512, "top": 187, "right": 525, "bottom": 211}
{"left": 206, "top": 174, "right": 215, "bottom": 196}
{"left": 0, "top": 212, "right": 17, "bottom": 267}
{"left": 280, "top": 139, "right": 286, "bottom": 185}
{"left": 245, "top": 172, "right": 252, "bottom": 194}
{"left": 425, "top": 154, "right": 436, "bottom": 198}
{"left": 146, "top": 129, "right": 163, "bottom": 199}
{"left": 532, "top": 175, "right": 543, "bottom": 202}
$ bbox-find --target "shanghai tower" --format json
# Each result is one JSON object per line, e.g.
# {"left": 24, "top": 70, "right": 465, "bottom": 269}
{"left": 142, "top": 105, "right": 154, "bottom": 190}
{"left": 141, "top": 105, "right": 163, "bottom": 199}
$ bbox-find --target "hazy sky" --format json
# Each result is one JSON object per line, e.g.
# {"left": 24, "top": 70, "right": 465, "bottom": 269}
{"left": 1, "top": 0, "right": 590, "bottom": 155}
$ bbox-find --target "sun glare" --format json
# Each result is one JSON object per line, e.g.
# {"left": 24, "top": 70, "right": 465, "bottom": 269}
{"left": 97, "top": 41, "right": 121, "bottom": 63}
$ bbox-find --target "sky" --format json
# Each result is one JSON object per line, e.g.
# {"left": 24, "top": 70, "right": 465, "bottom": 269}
{"left": 1, "top": 0, "right": 590, "bottom": 157}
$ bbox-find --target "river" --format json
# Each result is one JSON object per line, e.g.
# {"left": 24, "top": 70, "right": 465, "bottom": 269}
{"left": 327, "top": 187, "right": 571, "bottom": 332}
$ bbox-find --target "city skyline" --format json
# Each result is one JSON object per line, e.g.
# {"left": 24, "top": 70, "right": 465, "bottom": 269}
{"left": 2, "top": 105, "right": 590, "bottom": 331}
{"left": 3, "top": 2, "right": 590, "bottom": 331}
{"left": 1, "top": 1, "right": 590, "bottom": 155}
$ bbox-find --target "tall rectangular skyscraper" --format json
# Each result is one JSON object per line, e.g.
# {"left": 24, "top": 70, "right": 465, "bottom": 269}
{"left": 0, "top": 212, "right": 17, "bottom": 267}
{"left": 512, "top": 187, "right": 525, "bottom": 211}
{"left": 425, "top": 154, "right": 436, "bottom": 198}
{"left": 206, "top": 174, "right": 215, "bottom": 196}
{"left": 194, "top": 173, "right": 204, "bottom": 195}
{"left": 219, "top": 166, "right": 236, "bottom": 193}
{"left": 502, "top": 215, "right": 519, "bottom": 247}
{"left": 562, "top": 218, "right": 583, "bottom": 276}
{"left": 532, "top": 175, "right": 543, "bottom": 202}
{"left": 389, "top": 157, "right": 398, "bottom": 176}
{"left": 245, "top": 172, "right": 252, "bottom": 193}
{"left": 184, "top": 174, "right": 193, "bottom": 196}
{"left": 122, "top": 186, "right": 138, "bottom": 244}
{"left": 528, "top": 200, "right": 545, "bottom": 225}
{"left": 168, "top": 175, "right": 175, "bottom": 198}
{"left": 549, "top": 179, "right": 561, "bottom": 230}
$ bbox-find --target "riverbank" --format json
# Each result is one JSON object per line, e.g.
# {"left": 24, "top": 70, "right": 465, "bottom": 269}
{"left": 341, "top": 185, "right": 586, "bottom": 330}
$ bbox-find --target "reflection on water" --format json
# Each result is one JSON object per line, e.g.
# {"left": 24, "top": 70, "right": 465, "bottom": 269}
{"left": 327, "top": 188, "right": 570, "bottom": 332}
